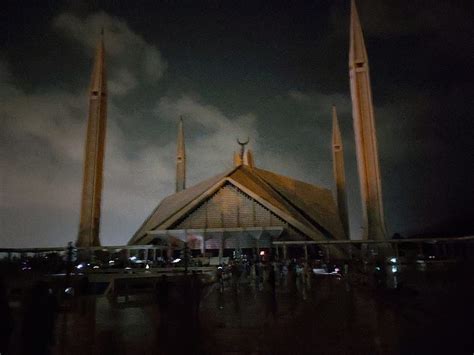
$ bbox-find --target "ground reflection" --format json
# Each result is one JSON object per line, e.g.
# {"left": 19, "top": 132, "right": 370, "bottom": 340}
{"left": 3, "top": 264, "right": 473, "bottom": 355}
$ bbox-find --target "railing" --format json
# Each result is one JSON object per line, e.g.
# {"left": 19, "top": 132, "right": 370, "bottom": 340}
{"left": 1, "top": 236, "right": 473, "bottom": 264}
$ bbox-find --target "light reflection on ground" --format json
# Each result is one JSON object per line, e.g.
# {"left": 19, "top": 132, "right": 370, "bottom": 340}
{"left": 39, "top": 268, "right": 473, "bottom": 355}
{"left": 3, "top": 265, "right": 473, "bottom": 355}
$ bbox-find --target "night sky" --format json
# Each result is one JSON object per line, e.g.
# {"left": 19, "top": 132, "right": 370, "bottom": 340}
{"left": 1, "top": 0, "right": 473, "bottom": 247}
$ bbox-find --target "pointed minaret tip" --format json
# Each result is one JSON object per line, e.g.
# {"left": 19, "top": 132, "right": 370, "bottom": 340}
{"left": 349, "top": 0, "right": 368, "bottom": 66}
{"left": 349, "top": 0, "right": 387, "bottom": 240}
{"left": 331, "top": 105, "right": 349, "bottom": 238}
{"left": 77, "top": 31, "right": 108, "bottom": 247}
{"left": 90, "top": 31, "right": 106, "bottom": 94}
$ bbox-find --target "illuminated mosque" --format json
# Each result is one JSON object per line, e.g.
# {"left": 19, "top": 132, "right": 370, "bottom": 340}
{"left": 76, "top": 1, "right": 386, "bottom": 259}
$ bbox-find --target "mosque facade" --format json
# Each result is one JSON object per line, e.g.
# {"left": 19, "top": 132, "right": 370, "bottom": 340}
{"left": 76, "top": 1, "right": 386, "bottom": 252}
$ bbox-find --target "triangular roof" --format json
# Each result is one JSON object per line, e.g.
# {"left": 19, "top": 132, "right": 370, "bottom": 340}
{"left": 129, "top": 165, "right": 346, "bottom": 245}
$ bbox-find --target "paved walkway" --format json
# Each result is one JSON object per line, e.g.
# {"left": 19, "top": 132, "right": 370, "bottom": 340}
{"left": 8, "top": 268, "right": 473, "bottom": 355}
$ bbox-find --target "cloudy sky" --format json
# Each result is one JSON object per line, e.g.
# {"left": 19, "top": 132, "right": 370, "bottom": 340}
{"left": 1, "top": 0, "right": 473, "bottom": 247}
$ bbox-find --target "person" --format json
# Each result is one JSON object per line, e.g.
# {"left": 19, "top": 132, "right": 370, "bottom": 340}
{"left": 281, "top": 262, "right": 288, "bottom": 288}
{"left": 264, "top": 266, "right": 277, "bottom": 325}
{"left": 250, "top": 262, "right": 256, "bottom": 289}
{"left": 216, "top": 266, "right": 224, "bottom": 293}
{"left": 268, "top": 264, "right": 276, "bottom": 295}
{"left": 190, "top": 271, "right": 202, "bottom": 322}
{"left": 230, "top": 262, "right": 240, "bottom": 292}
{"left": 288, "top": 260, "right": 297, "bottom": 295}
{"left": 373, "top": 263, "right": 386, "bottom": 288}
{"left": 303, "top": 262, "right": 312, "bottom": 290}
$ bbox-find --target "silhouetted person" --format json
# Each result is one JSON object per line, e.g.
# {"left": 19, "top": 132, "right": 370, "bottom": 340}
{"left": 268, "top": 265, "right": 276, "bottom": 294}
{"left": 21, "top": 281, "right": 58, "bottom": 355}
{"left": 0, "top": 277, "right": 13, "bottom": 354}
{"left": 264, "top": 266, "right": 277, "bottom": 324}
{"left": 217, "top": 288, "right": 225, "bottom": 310}
{"left": 190, "top": 271, "right": 202, "bottom": 323}
{"left": 216, "top": 266, "right": 224, "bottom": 293}
{"left": 288, "top": 260, "right": 297, "bottom": 295}
{"left": 374, "top": 264, "right": 386, "bottom": 289}
{"left": 230, "top": 262, "right": 241, "bottom": 292}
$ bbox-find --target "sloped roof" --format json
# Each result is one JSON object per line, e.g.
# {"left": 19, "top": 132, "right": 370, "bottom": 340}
{"left": 129, "top": 165, "right": 346, "bottom": 245}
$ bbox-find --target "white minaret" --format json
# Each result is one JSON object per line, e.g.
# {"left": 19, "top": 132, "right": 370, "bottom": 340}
{"left": 77, "top": 31, "right": 107, "bottom": 247}
{"left": 349, "top": 0, "right": 387, "bottom": 240}
{"left": 332, "top": 106, "right": 349, "bottom": 239}
{"left": 176, "top": 116, "right": 186, "bottom": 192}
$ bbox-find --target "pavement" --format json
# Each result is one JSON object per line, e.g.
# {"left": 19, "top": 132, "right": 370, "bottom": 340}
{"left": 5, "top": 267, "right": 474, "bottom": 355}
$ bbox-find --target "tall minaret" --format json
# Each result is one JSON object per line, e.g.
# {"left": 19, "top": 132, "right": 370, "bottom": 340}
{"left": 349, "top": 0, "right": 387, "bottom": 240}
{"left": 76, "top": 31, "right": 107, "bottom": 247}
{"left": 332, "top": 106, "right": 349, "bottom": 239}
{"left": 176, "top": 116, "right": 186, "bottom": 192}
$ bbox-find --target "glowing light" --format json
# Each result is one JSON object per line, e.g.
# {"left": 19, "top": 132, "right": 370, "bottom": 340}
{"left": 390, "top": 258, "right": 397, "bottom": 263}
{"left": 312, "top": 268, "right": 327, "bottom": 274}
{"left": 259, "top": 251, "right": 265, "bottom": 256}
{"left": 109, "top": 260, "right": 114, "bottom": 264}
{"left": 129, "top": 256, "right": 137, "bottom": 261}
{"left": 391, "top": 266, "right": 398, "bottom": 273}
{"left": 172, "top": 258, "right": 182, "bottom": 264}
{"left": 76, "top": 264, "right": 84, "bottom": 269}
{"left": 145, "top": 264, "right": 150, "bottom": 269}
{"left": 93, "top": 265, "right": 99, "bottom": 269}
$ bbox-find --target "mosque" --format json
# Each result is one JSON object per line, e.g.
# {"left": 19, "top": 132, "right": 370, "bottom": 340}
{"left": 76, "top": 1, "right": 387, "bottom": 259}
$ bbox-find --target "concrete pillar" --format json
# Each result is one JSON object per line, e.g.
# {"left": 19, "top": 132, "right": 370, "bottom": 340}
{"left": 283, "top": 244, "right": 287, "bottom": 260}
{"left": 219, "top": 235, "right": 224, "bottom": 260}
{"left": 304, "top": 244, "right": 308, "bottom": 261}
{"left": 144, "top": 248, "right": 149, "bottom": 263}
{"left": 275, "top": 246, "right": 280, "bottom": 260}
{"left": 201, "top": 236, "right": 205, "bottom": 255}
{"left": 167, "top": 240, "right": 172, "bottom": 259}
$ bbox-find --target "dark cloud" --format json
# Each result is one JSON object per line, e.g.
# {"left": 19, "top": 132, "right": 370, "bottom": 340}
{"left": 1, "top": 1, "right": 473, "bottom": 247}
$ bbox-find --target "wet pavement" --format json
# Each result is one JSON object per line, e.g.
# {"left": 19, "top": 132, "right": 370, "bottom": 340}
{"left": 5, "top": 267, "right": 474, "bottom": 355}
{"left": 49, "top": 267, "right": 474, "bottom": 355}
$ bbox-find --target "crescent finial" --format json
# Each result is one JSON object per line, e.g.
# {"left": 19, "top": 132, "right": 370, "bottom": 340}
{"left": 237, "top": 137, "right": 250, "bottom": 146}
